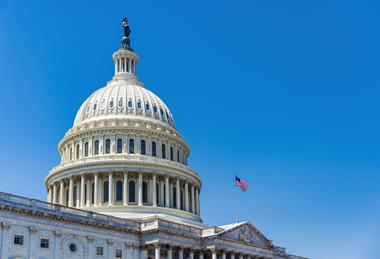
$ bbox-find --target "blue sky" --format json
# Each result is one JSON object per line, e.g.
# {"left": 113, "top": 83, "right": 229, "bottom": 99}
{"left": 0, "top": 0, "right": 379, "bottom": 258}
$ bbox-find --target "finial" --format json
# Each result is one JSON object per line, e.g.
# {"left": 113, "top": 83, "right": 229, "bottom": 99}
{"left": 121, "top": 17, "right": 132, "bottom": 50}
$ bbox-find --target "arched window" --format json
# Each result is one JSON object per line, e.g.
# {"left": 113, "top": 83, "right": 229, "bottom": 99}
{"left": 103, "top": 181, "right": 109, "bottom": 203}
{"left": 173, "top": 187, "right": 177, "bottom": 208}
{"left": 94, "top": 140, "right": 99, "bottom": 155}
{"left": 117, "top": 59, "right": 120, "bottom": 72}
{"left": 105, "top": 139, "right": 111, "bottom": 154}
{"left": 152, "top": 142, "right": 157, "bottom": 157}
{"left": 170, "top": 147, "right": 174, "bottom": 161}
{"left": 84, "top": 142, "right": 89, "bottom": 157}
{"left": 177, "top": 149, "right": 180, "bottom": 162}
{"left": 116, "top": 180, "right": 123, "bottom": 203}
{"left": 117, "top": 138, "right": 123, "bottom": 154}
{"left": 162, "top": 144, "right": 166, "bottom": 159}
{"left": 128, "top": 181, "right": 136, "bottom": 203}
{"left": 76, "top": 144, "right": 80, "bottom": 159}
{"left": 129, "top": 139, "right": 135, "bottom": 154}
{"left": 131, "top": 59, "right": 135, "bottom": 73}
{"left": 141, "top": 140, "right": 146, "bottom": 155}
{"left": 126, "top": 58, "right": 130, "bottom": 72}
{"left": 142, "top": 181, "right": 148, "bottom": 204}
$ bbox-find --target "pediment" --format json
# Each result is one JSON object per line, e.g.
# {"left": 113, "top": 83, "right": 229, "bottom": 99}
{"left": 217, "top": 222, "right": 273, "bottom": 248}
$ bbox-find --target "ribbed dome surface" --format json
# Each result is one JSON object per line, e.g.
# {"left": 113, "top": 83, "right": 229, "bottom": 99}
{"left": 74, "top": 81, "right": 175, "bottom": 128}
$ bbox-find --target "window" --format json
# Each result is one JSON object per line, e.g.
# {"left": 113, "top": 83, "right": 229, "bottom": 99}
{"left": 137, "top": 101, "right": 142, "bottom": 110}
{"left": 40, "top": 238, "right": 49, "bottom": 249}
{"left": 14, "top": 234, "right": 24, "bottom": 245}
{"left": 93, "top": 103, "right": 97, "bottom": 111}
{"left": 162, "top": 144, "right": 166, "bottom": 159}
{"left": 126, "top": 58, "right": 130, "bottom": 72}
{"left": 152, "top": 142, "right": 157, "bottom": 157}
{"left": 84, "top": 142, "right": 89, "bottom": 157}
{"left": 69, "top": 243, "right": 77, "bottom": 252}
{"left": 121, "top": 58, "right": 125, "bottom": 72}
{"left": 153, "top": 105, "right": 158, "bottom": 113}
{"left": 117, "top": 138, "right": 123, "bottom": 154}
{"left": 76, "top": 144, "right": 80, "bottom": 159}
{"left": 110, "top": 99, "right": 114, "bottom": 108}
{"left": 142, "top": 181, "right": 148, "bottom": 204}
{"left": 94, "top": 140, "right": 99, "bottom": 155}
{"left": 69, "top": 148, "right": 73, "bottom": 160}
{"left": 160, "top": 108, "right": 164, "bottom": 116}
{"left": 180, "top": 190, "right": 184, "bottom": 210}
{"left": 129, "top": 139, "right": 135, "bottom": 154}
{"left": 103, "top": 181, "right": 109, "bottom": 203}
{"left": 177, "top": 150, "right": 180, "bottom": 162}
{"left": 128, "top": 181, "right": 136, "bottom": 203}
{"left": 141, "top": 140, "right": 146, "bottom": 155}
{"left": 131, "top": 59, "right": 135, "bottom": 73}
{"left": 128, "top": 100, "right": 133, "bottom": 109}
{"left": 145, "top": 103, "right": 150, "bottom": 111}
{"left": 116, "top": 180, "right": 123, "bottom": 203}
{"left": 96, "top": 246, "right": 104, "bottom": 256}
{"left": 170, "top": 147, "right": 174, "bottom": 161}
{"left": 116, "top": 249, "right": 122, "bottom": 258}
{"left": 118, "top": 98, "right": 123, "bottom": 108}
{"left": 105, "top": 139, "right": 111, "bottom": 154}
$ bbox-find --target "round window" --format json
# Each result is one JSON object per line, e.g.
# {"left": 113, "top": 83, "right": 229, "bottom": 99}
{"left": 69, "top": 243, "right": 77, "bottom": 252}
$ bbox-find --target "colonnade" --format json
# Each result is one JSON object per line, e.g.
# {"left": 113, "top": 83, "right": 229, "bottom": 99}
{"left": 47, "top": 171, "right": 200, "bottom": 216}
{"left": 141, "top": 243, "right": 270, "bottom": 259}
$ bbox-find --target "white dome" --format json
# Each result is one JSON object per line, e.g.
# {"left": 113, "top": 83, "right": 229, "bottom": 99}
{"left": 74, "top": 80, "right": 176, "bottom": 128}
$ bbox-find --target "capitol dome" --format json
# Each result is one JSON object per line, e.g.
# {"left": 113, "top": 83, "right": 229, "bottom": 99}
{"left": 74, "top": 82, "right": 176, "bottom": 129}
{"left": 45, "top": 19, "right": 202, "bottom": 225}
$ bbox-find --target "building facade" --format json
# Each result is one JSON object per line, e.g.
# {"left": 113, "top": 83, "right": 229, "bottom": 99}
{"left": 0, "top": 18, "right": 307, "bottom": 259}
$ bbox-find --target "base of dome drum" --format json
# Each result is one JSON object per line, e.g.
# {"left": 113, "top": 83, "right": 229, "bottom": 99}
{"left": 86, "top": 205, "right": 203, "bottom": 225}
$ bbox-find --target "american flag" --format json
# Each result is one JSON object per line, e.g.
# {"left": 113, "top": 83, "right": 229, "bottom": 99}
{"left": 235, "top": 176, "right": 248, "bottom": 192}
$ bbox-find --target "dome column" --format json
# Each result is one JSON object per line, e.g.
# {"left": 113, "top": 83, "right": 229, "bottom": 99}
{"left": 191, "top": 185, "right": 195, "bottom": 213}
{"left": 86, "top": 178, "right": 91, "bottom": 207}
{"left": 152, "top": 174, "right": 157, "bottom": 207}
{"left": 184, "top": 182, "right": 189, "bottom": 211}
{"left": 109, "top": 172, "right": 114, "bottom": 206}
{"left": 59, "top": 180, "right": 65, "bottom": 205}
{"left": 80, "top": 174, "right": 85, "bottom": 207}
{"left": 52, "top": 183, "right": 57, "bottom": 204}
{"left": 138, "top": 171, "right": 143, "bottom": 206}
{"left": 94, "top": 173, "right": 99, "bottom": 206}
{"left": 165, "top": 176, "right": 170, "bottom": 208}
{"left": 68, "top": 176, "right": 74, "bottom": 207}
{"left": 123, "top": 171, "right": 128, "bottom": 205}
{"left": 176, "top": 178, "right": 181, "bottom": 209}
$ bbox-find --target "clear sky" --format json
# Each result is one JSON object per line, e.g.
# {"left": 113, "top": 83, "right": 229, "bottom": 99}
{"left": 0, "top": 0, "right": 379, "bottom": 258}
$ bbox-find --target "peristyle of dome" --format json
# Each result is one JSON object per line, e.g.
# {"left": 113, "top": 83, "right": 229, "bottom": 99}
{"left": 45, "top": 20, "right": 201, "bottom": 225}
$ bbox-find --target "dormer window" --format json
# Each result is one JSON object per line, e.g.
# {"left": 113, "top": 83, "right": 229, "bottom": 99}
{"left": 118, "top": 98, "right": 123, "bottom": 108}
{"left": 137, "top": 101, "right": 142, "bottom": 110}
{"left": 110, "top": 99, "right": 114, "bottom": 108}
{"left": 128, "top": 100, "right": 133, "bottom": 109}
{"left": 93, "top": 103, "right": 97, "bottom": 111}
{"left": 145, "top": 103, "right": 150, "bottom": 111}
{"left": 153, "top": 106, "right": 158, "bottom": 113}
{"left": 160, "top": 108, "right": 164, "bottom": 116}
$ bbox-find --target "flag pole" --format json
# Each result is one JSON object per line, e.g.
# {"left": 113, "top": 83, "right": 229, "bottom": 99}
{"left": 234, "top": 173, "right": 239, "bottom": 223}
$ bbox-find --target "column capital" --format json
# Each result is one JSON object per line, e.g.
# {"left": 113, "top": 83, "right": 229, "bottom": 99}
{"left": 53, "top": 230, "right": 62, "bottom": 238}
{"left": 28, "top": 226, "right": 38, "bottom": 234}
{"left": 153, "top": 242, "right": 161, "bottom": 248}
{"left": 1, "top": 222, "right": 11, "bottom": 230}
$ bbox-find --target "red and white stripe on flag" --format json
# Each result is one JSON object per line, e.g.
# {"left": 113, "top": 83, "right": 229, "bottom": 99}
{"left": 235, "top": 176, "right": 248, "bottom": 192}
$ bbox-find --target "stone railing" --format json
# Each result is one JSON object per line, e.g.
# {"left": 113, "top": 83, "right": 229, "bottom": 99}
{"left": 0, "top": 192, "right": 140, "bottom": 231}
{"left": 49, "top": 154, "right": 198, "bottom": 176}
